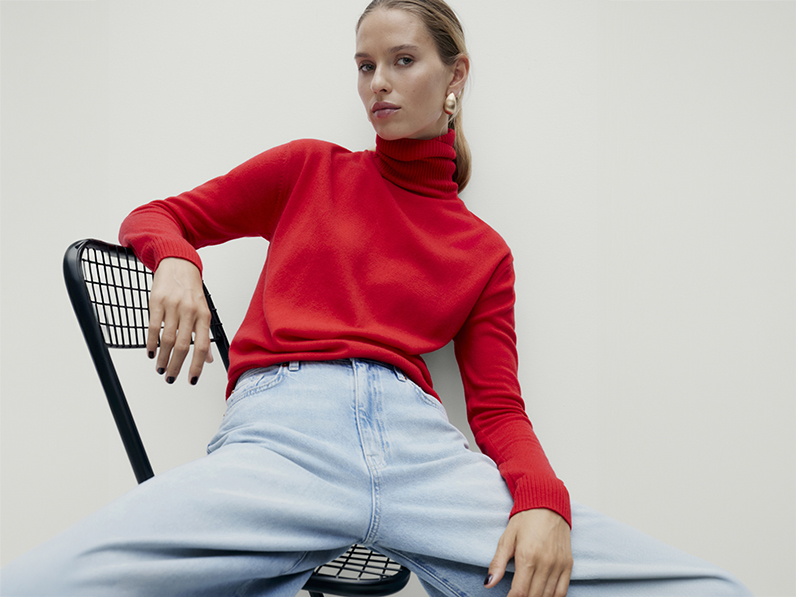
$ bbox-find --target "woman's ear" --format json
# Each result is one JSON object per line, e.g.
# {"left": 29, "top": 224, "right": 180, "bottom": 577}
{"left": 447, "top": 54, "right": 470, "bottom": 96}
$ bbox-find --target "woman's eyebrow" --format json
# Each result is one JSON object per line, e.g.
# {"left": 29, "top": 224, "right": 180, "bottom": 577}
{"left": 388, "top": 44, "right": 420, "bottom": 54}
{"left": 354, "top": 44, "right": 420, "bottom": 60}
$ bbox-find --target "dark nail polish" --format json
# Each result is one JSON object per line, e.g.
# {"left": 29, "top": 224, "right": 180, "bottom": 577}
{"left": 148, "top": 351, "right": 155, "bottom": 359}
{"left": 166, "top": 376, "right": 175, "bottom": 384}
{"left": 157, "top": 368, "right": 165, "bottom": 375}
{"left": 190, "top": 377, "right": 199, "bottom": 386}
{"left": 484, "top": 574, "right": 493, "bottom": 587}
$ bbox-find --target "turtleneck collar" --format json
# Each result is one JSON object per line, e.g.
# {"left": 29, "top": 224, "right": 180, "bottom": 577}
{"left": 372, "top": 128, "right": 458, "bottom": 199}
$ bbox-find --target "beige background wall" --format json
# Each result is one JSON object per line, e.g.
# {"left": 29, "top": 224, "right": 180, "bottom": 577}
{"left": 1, "top": 1, "right": 794, "bottom": 595}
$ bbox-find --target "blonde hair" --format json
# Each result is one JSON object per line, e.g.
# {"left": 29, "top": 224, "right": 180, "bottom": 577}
{"left": 357, "top": 0, "right": 472, "bottom": 192}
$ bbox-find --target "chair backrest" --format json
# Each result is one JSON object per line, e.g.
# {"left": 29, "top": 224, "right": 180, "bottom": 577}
{"left": 63, "top": 238, "right": 230, "bottom": 482}
{"left": 62, "top": 239, "right": 411, "bottom": 597}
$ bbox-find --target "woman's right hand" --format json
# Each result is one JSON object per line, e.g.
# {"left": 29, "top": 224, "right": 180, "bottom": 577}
{"left": 147, "top": 257, "right": 213, "bottom": 385}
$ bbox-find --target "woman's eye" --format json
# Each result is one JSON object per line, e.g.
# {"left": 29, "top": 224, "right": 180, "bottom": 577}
{"left": 397, "top": 57, "right": 413, "bottom": 66}
{"left": 358, "top": 63, "right": 374, "bottom": 73}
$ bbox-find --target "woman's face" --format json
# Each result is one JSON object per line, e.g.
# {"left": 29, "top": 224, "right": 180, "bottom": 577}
{"left": 355, "top": 8, "right": 466, "bottom": 141}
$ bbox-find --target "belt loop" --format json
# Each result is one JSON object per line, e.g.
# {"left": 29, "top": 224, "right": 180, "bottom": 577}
{"left": 394, "top": 366, "right": 406, "bottom": 382}
{"left": 288, "top": 361, "right": 300, "bottom": 372}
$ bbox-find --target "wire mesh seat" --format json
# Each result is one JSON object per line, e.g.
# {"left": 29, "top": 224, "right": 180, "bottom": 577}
{"left": 63, "top": 238, "right": 411, "bottom": 597}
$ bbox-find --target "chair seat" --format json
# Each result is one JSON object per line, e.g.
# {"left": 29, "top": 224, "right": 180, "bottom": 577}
{"left": 307, "top": 544, "right": 410, "bottom": 596}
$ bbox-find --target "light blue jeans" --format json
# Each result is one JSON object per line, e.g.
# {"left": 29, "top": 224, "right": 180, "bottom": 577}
{"left": 2, "top": 360, "right": 750, "bottom": 596}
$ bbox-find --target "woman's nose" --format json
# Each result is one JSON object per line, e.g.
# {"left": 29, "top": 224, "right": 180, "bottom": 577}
{"left": 371, "top": 66, "right": 391, "bottom": 94}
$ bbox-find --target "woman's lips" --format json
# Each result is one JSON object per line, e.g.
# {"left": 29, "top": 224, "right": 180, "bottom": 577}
{"left": 372, "top": 103, "right": 400, "bottom": 119}
{"left": 374, "top": 108, "right": 399, "bottom": 118}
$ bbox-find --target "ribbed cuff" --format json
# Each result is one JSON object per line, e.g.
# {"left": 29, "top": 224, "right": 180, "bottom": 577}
{"left": 147, "top": 237, "right": 203, "bottom": 274}
{"left": 508, "top": 476, "right": 572, "bottom": 527}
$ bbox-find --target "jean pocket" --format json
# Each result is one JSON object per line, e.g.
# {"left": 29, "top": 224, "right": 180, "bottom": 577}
{"left": 227, "top": 365, "right": 285, "bottom": 407}
{"left": 409, "top": 381, "right": 448, "bottom": 416}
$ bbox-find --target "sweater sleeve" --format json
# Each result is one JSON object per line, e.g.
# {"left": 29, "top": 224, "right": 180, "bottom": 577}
{"left": 453, "top": 253, "right": 572, "bottom": 526}
{"left": 118, "top": 141, "right": 296, "bottom": 272}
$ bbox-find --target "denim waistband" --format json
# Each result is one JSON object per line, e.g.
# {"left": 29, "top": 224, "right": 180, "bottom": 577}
{"left": 237, "top": 358, "right": 407, "bottom": 386}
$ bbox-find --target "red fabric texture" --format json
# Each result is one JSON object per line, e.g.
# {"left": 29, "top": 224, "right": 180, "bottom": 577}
{"left": 119, "top": 130, "right": 571, "bottom": 525}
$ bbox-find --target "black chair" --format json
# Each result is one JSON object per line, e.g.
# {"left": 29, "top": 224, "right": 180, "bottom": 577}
{"left": 63, "top": 238, "right": 411, "bottom": 597}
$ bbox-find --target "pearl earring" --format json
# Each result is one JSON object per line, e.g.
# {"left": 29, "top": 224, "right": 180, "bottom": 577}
{"left": 444, "top": 93, "right": 457, "bottom": 115}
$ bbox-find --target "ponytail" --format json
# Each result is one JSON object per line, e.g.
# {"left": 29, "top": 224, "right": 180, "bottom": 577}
{"left": 450, "top": 102, "right": 471, "bottom": 192}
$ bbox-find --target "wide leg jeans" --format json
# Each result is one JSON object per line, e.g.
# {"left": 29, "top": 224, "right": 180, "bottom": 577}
{"left": 1, "top": 359, "right": 751, "bottom": 596}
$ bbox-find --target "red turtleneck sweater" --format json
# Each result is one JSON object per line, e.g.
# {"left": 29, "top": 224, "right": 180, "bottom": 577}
{"left": 119, "top": 130, "right": 571, "bottom": 525}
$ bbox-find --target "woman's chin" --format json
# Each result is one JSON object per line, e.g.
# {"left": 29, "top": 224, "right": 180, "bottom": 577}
{"left": 372, "top": 124, "right": 405, "bottom": 141}
{"left": 370, "top": 118, "right": 445, "bottom": 141}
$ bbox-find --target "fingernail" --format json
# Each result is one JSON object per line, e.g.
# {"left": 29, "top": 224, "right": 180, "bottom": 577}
{"left": 148, "top": 351, "right": 155, "bottom": 359}
{"left": 166, "top": 376, "right": 175, "bottom": 384}
{"left": 157, "top": 368, "right": 165, "bottom": 375}
{"left": 190, "top": 377, "right": 198, "bottom": 386}
{"left": 484, "top": 574, "right": 493, "bottom": 586}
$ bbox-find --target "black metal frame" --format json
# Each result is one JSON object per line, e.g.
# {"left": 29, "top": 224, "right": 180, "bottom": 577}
{"left": 63, "top": 238, "right": 410, "bottom": 597}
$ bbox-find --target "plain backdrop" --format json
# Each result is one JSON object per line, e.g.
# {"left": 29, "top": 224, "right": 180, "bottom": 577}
{"left": 1, "top": 1, "right": 794, "bottom": 595}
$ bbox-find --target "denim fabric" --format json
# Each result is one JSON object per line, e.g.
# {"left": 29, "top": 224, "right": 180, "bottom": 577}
{"left": 1, "top": 359, "right": 750, "bottom": 596}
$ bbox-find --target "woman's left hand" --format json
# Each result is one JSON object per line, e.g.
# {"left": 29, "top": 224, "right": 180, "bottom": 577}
{"left": 485, "top": 508, "right": 572, "bottom": 597}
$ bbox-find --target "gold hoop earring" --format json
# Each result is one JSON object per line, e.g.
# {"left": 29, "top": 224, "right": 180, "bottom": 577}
{"left": 444, "top": 92, "right": 457, "bottom": 116}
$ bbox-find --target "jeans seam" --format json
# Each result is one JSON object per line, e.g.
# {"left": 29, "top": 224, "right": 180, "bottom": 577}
{"left": 353, "top": 362, "right": 382, "bottom": 546}
{"left": 281, "top": 550, "right": 312, "bottom": 576}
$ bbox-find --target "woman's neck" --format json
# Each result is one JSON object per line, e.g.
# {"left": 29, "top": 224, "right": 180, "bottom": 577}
{"left": 372, "top": 129, "right": 458, "bottom": 199}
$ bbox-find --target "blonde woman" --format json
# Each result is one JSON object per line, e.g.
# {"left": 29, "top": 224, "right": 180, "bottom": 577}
{"left": 2, "top": 2, "right": 751, "bottom": 596}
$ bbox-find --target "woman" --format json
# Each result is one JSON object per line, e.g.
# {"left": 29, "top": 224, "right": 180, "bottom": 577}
{"left": 1, "top": 1, "right": 751, "bottom": 596}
